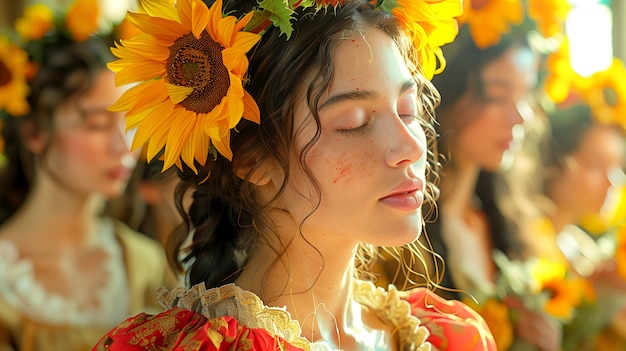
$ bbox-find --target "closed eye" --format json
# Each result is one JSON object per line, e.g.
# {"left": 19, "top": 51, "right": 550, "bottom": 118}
{"left": 338, "top": 122, "right": 370, "bottom": 136}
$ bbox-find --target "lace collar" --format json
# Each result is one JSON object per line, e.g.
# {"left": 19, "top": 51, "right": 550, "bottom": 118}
{"left": 156, "top": 279, "right": 431, "bottom": 351}
{"left": 0, "top": 218, "right": 130, "bottom": 326}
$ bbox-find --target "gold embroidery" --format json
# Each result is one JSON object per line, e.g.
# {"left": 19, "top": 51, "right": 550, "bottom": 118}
{"left": 127, "top": 311, "right": 180, "bottom": 350}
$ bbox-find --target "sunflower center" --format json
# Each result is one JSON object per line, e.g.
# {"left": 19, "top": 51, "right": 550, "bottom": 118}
{"left": 167, "top": 31, "right": 230, "bottom": 114}
{"left": 603, "top": 86, "right": 619, "bottom": 107}
{"left": 0, "top": 59, "right": 12, "bottom": 87}
{"left": 470, "top": 0, "right": 491, "bottom": 10}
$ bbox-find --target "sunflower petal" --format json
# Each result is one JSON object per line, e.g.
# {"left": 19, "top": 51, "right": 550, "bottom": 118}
{"left": 163, "top": 108, "right": 197, "bottom": 169}
{"left": 207, "top": 122, "right": 233, "bottom": 161}
{"left": 242, "top": 90, "right": 260, "bottom": 124}
{"left": 177, "top": 0, "right": 193, "bottom": 27}
{"left": 191, "top": 0, "right": 212, "bottom": 39}
{"left": 109, "top": 60, "right": 166, "bottom": 86}
{"left": 109, "top": 82, "right": 150, "bottom": 111}
{"left": 166, "top": 83, "right": 194, "bottom": 104}
{"left": 216, "top": 16, "right": 236, "bottom": 46}
{"left": 132, "top": 101, "right": 174, "bottom": 149}
{"left": 127, "top": 12, "right": 186, "bottom": 40}
{"left": 139, "top": 0, "right": 179, "bottom": 22}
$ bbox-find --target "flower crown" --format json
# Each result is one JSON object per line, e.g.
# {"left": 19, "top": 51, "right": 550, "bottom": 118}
{"left": 0, "top": 0, "right": 105, "bottom": 154}
{"left": 546, "top": 42, "right": 626, "bottom": 132}
{"left": 109, "top": 0, "right": 463, "bottom": 172}
{"left": 458, "top": 0, "right": 571, "bottom": 49}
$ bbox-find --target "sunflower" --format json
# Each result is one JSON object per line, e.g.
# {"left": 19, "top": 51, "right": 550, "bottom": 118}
{"left": 391, "top": 0, "right": 463, "bottom": 79}
{"left": 544, "top": 39, "right": 583, "bottom": 103}
{"left": 0, "top": 38, "right": 30, "bottom": 117}
{"left": 65, "top": 0, "right": 101, "bottom": 42}
{"left": 14, "top": 3, "right": 54, "bottom": 41}
{"left": 457, "top": 0, "right": 524, "bottom": 49}
{"left": 578, "top": 59, "right": 626, "bottom": 130}
{"left": 531, "top": 259, "right": 583, "bottom": 320}
{"left": 109, "top": 0, "right": 261, "bottom": 172}
{"left": 527, "top": 0, "right": 571, "bottom": 38}
{"left": 540, "top": 278, "right": 585, "bottom": 320}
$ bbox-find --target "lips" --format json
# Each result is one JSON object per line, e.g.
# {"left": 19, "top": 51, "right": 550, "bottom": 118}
{"left": 379, "top": 179, "right": 425, "bottom": 211}
{"left": 108, "top": 166, "right": 131, "bottom": 180}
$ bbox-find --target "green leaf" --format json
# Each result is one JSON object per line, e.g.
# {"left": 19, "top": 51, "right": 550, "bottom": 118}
{"left": 257, "top": 0, "right": 296, "bottom": 39}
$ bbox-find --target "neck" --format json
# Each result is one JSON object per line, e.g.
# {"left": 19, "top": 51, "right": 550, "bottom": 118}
{"left": 548, "top": 209, "right": 577, "bottom": 235}
{"left": 440, "top": 158, "right": 481, "bottom": 213}
{"left": 235, "top": 212, "right": 361, "bottom": 346}
{"left": 12, "top": 172, "right": 104, "bottom": 245}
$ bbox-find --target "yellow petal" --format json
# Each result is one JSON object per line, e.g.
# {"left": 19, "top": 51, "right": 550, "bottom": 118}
{"left": 127, "top": 12, "right": 186, "bottom": 40}
{"left": 207, "top": 122, "right": 232, "bottom": 160}
{"left": 216, "top": 16, "right": 236, "bottom": 47}
{"left": 166, "top": 83, "right": 194, "bottom": 103}
{"left": 164, "top": 108, "right": 197, "bottom": 169}
{"left": 207, "top": 0, "right": 223, "bottom": 38}
{"left": 139, "top": 0, "right": 179, "bottom": 22}
{"left": 242, "top": 90, "right": 260, "bottom": 124}
{"left": 132, "top": 100, "right": 174, "bottom": 147}
{"left": 110, "top": 37, "right": 171, "bottom": 61}
{"left": 191, "top": 0, "right": 212, "bottom": 39}
{"left": 109, "top": 60, "right": 166, "bottom": 86}
{"left": 177, "top": 0, "right": 193, "bottom": 28}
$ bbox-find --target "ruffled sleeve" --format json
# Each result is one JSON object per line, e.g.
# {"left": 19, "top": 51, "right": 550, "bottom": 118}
{"left": 93, "top": 307, "right": 307, "bottom": 351}
{"left": 402, "top": 288, "right": 497, "bottom": 351}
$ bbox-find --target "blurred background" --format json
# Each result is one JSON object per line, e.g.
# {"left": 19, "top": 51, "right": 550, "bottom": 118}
{"left": 1, "top": 0, "right": 624, "bottom": 77}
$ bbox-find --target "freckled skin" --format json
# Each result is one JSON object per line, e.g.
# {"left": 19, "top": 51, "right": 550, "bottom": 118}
{"left": 277, "top": 27, "right": 428, "bottom": 247}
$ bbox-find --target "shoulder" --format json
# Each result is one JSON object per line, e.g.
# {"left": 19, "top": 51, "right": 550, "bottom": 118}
{"left": 112, "top": 218, "right": 163, "bottom": 253}
{"left": 94, "top": 307, "right": 308, "bottom": 350}
{"left": 111, "top": 218, "right": 169, "bottom": 269}
{"left": 401, "top": 287, "right": 498, "bottom": 351}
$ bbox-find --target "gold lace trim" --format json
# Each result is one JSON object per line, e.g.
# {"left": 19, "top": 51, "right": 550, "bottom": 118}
{"left": 157, "top": 281, "right": 432, "bottom": 351}
{"left": 353, "top": 280, "right": 431, "bottom": 351}
{"left": 156, "top": 283, "right": 311, "bottom": 350}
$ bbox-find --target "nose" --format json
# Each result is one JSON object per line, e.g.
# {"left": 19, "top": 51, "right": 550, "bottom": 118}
{"left": 507, "top": 99, "right": 535, "bottom": 126}
{"left": 110, "top": 115, "right": 131, "bottom": 155}
{"left": 385, "top": 114, "right": 426, "bottom": 168}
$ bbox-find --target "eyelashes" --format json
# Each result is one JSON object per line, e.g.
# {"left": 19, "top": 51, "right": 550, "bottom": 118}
{"left": 337, "top": 114, "right": 418, "bottom": 136}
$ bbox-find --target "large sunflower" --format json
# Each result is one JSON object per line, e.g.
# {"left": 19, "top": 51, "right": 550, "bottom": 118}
{"left": 109, "top": 0, "right": 261, "bottom": 171}
{"left": 391, "top": 0, "right": 463, "bottom": 80}
{"left": 0, "top": 38, "right": 30, "bottom": 117}
{"left": 578, "top": 59, "right": 626, "bottom": 130}
{"left": 457, "top": 0, "right": 524, "bottom": 49}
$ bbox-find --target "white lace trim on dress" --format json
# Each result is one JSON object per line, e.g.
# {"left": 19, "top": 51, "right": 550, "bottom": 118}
{"left": 0, "top": 218, "right": 130, "bottom": 326}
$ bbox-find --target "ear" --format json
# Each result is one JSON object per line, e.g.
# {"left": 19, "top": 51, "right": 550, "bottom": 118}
{"left": 21, "top": 121, "right": 47, "bottom": 155}
{"left": 232, "top": 154, "right": 273, "bottom": 186}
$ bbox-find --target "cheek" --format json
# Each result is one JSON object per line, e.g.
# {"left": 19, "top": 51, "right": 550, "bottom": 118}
{"left": 57, "top": 134, "right": 106, "bottom": 165}
{"left": 317, "top": 137, "right": 378, "bottom": 186}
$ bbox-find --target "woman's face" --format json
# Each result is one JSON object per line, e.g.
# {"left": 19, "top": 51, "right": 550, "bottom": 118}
{"left": 548, "top": 125, "right": 625, "bottom": 218}
{"left": 44, "top": 69, "right": 136, "bottom": 198}
{"left": 450, "top": 46, "right": 537, "bottom": 171}
{"left": 280, "top": 27, "right": 428, "bottom": 247}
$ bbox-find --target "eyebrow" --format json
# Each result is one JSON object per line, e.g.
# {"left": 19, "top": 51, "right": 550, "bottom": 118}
{"left": 319, "top": 79, "right": 416, "bottom": 110}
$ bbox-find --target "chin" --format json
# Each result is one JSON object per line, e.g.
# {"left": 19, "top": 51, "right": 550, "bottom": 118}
{"left": 377, "top": 223, "right": 423, "bottom": 247}
{"left": 101, "top": 185, "right": 126, "bottom": 199}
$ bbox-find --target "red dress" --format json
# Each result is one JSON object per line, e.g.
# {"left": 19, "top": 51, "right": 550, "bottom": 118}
{"left": 93, "top": 280, "right": 496, "bottom": 350}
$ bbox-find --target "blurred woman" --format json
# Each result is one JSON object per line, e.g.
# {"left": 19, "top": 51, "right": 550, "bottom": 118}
{"left": 0, "top": 3, "right": 175, "bottom": 350}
